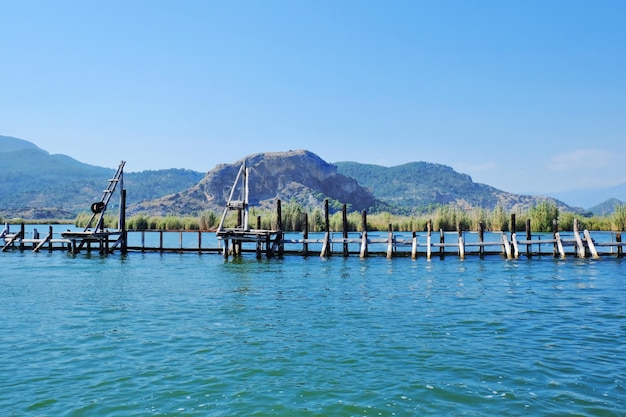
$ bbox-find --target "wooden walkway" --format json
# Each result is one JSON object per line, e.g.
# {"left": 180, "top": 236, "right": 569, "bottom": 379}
{"left": 3, "top": 223, "right": 625, "bottom": 259}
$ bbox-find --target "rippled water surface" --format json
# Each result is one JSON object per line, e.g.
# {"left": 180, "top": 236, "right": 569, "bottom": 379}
{"left": 1, "top": 252, "right": 625, "bottom": 416}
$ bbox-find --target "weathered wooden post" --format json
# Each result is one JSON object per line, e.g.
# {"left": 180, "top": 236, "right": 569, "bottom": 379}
{"left": 359, "top": 210, "right": 368, "bottom": 258}
{"left": 553, "top": 219, "right": 565, "bottom": 259}
{"left": 141, "top": 230, "right": 146, "bottom": 252}
{"left": 256, "top": 216, "right": 262, "bottom": 259}
{"left": 386, "top": 223, "right": 394, "bottom": 259}
{"left": 320, "top": 199, "right": 331, "bottom": 257}
{"left": 439, "top": 229, "right": 445, "bottom": 259}
{"left": 48, "top": 225, "right": 53, "bottom": 251}
{"left": 342, "top": 204, "right": 349, "bottom": 257}
{"left": 411, "top": 231, "right": 417, "bottom": 260}
{"left": 302, "top": 212, "right": 309, "bottom": 256}
{"left": 19, "top": 223, "right": 25, "bottom": 251}
{"left": 120, "top": 189, "right": 127, "bottom": 254}
{"left": 510, "top": 213, "right": 519, "bottom": 258}
{"left": 573, "top": 219, "right": 585, "bottom": 258}
{"left": 456, "top": 222, "right": 463, "bottom": 259}
{"left": 552, "top": 219, "right": 559, "bottom": 257}
{"left": 276, "top": 199, "right": 284, "bottom": 257}
{"left": 617, "top": 232, "right": 623, "bottom": 258}
{"left": 426, "top": 219, "right": 432, "bottom": 260}
{"left": 198, "top": 230, "right": 202, "bottom": 254}
{"left": 159, "top": 230, "right": 164, "bottom": 253}
{"left": 478, "top": 221, "right": 485, "bottom": 258}
{"left": 525, "top": 219, "right": 532, "bottom": 257}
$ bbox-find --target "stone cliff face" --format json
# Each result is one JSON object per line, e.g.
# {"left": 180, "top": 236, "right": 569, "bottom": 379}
{"left": 129, "top": 150, "right": 377, "bottom": 216}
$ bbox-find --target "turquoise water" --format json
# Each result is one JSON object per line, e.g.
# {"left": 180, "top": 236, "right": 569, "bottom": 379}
{"left": 1, "top": 252, "right": 625, "bottom": 416}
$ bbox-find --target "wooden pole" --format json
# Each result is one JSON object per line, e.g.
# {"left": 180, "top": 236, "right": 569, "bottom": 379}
{"left": 48, "top": 225, "right": 53, "bottom": 252}
{"left": 426, "top": 219, "right": 432, "bottom": 260}
{"left": 439, "top": 229, "right": 444, "bottom": 259}
{"left": 526, "top": 218, "right": 532, "bottom": 257}
{"left": 342, "top": 204, "right": 349, "bottom": 257}
{"left": 573, "top": 219, "right": 585, "bottom": 258}
{"left": 478, "top": 221, "right": 485, "bottom": 258}
{"left": 198, "top": 231, "right": 202, "bottom": 254}
{"left": 120, "top": 189, "right": 127, "bottom": 254}
{"left": 411, "top": 231, "right": 417, "bottom": 260}
{"left": 19, "top": 223, "right": 25, "bottom": 251}
{"left": 386, "top": 223, "right": 393, "bottom": 259}
{"left": 302, "top": 213, "right": 309, "bottom": 256}
{"left": 276, "top": 200, "right": 284, "bottom": 256}
{"left": 360, "top": 210, "right": 368, "bottom": 258}
{"left": 552, "top": 219, "right": 559, "bottom": 257}
{"left": 320, "top": 199, "right": 331, "bottom": 257}
{"left": 159, "top": 230, "right": 164, "bottom": 253}
{"left": 583, "top": 229, "right": 599, "bottom": 259}
{"left": 256, "top": 216, "right": 262, "bottom": 259}
{"left": 617, "top": 232, "right": 623, "bottom": 258}
{"left": 457, "top": 223, "right": 465, "bottom": 260}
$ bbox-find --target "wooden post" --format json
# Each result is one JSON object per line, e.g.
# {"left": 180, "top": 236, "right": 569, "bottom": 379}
{"left": 555, "top": 232, "right": 566, "bottom": 259}
{"left": 411, "top": 231, "right": 417, "bottom": 260}
{"left": 573, "top": 219, "right": 585, "bottom": 258}
{"left": 198, "top": 231, "right": 202, "bottom": 254}
{"left": 320, "top": 199, "right": 331, "bottom": 257}
{"left": 616, "top": 232, "right": 623, "bottom": 258}
{"left": 159, "top": 230, "right": 164, "bottom": 253}
{"left": 19, "top": 223, "right": 25, "bottom": 251}
{"left": 525, "top": 219, "right": 532, "bottom": 257}
{"left": 179, "top": 231, "right": 183, "bottom": 252}
{"left": 478, "top": 221, "right": 485, "bottom": 258}
{"left": 426, "top": 219, "right": 432, "bottom": 260}
{"left": 256, "top": 216, "right": 262, "bottom": 259}
{"left": 360, "top": 210, "right": 368, "bottom": 258}
{"left": 457, "top": 223, "right": 465, "bottom": 260}
{"left": 342, "top": 204, "right": 349, "bottom": 257}
{"left": 141, "top": 230, "right": 146, "bottom": 252}
{"left": 276, "top": 200, "right": 284, "bottom": 255}
{"left": 583, "top": 229, "right": 599, "bottom": 259}
{"left": 302, "top": 213, "right": 309, "bottom": 257}
{"left": 552, "top": 218, "right": 559, "bottom": 257}
{"left": 120, "top": 189, "right": 127, "bottom": 254}
{"left": 439, "top": 229, "right": 445, "bottom": 259}
{"left": 48, "top": 225, "right": 53, "bottom": 251}
{"left": 502, "top": 233, "right": 512, "bottom": 259}
{"left": 386, "top": 224, "right": 393, "bottom": 259}
{"left": 223, "top": 238, "right": 229, "bottom": 258}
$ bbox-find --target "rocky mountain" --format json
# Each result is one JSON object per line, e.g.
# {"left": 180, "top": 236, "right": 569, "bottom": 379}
{"left": 128, "top": 150, "right": 378, "bottom": 216}
{"left": 334, "top": 161, "right": 576, "bottom": 214}
{"left": 0, "top": 135, "right": 204, "bottom": 219}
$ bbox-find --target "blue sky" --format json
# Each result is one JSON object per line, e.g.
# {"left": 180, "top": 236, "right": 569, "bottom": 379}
{"left": 1, "top": 0, "right": 625, "bottom": 194}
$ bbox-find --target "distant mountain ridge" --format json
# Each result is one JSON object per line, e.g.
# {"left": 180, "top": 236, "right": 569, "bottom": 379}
{"left": 2, "top": 135, "right": 623, "bottom": 219}
{"left": 334, "top": 161, "right": 573, "bottom": 213}
{"left": 0, "top": 135, "right": 204, "bottom": 218}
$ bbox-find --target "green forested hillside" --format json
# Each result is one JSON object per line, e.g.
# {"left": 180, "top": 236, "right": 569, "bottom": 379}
{"left": 0, "top": 136, "right": 204, "bottom": 218}
{"left": 335, "top": 161, "right": 504, "bottom": 211}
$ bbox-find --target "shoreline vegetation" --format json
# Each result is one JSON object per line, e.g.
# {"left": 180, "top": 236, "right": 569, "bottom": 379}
{"left": 57, "top": 201, "right": 626, "bottom": 233}
{"left": 3, "top": 202, "right": 625, "bottom": 233}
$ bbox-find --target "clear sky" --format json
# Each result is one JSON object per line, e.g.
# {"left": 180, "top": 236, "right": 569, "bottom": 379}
{"left": 1, "top": 0, "right": 625, "bottom": 194}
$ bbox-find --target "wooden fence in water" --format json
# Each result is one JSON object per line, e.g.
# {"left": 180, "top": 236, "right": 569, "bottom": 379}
{"left": 2, "top": 218, "right": 624, "bottom": 259}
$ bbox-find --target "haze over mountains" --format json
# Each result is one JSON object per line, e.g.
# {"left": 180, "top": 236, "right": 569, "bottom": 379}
{"left": 1, "top": 135, "right": 623, "bottom": 219}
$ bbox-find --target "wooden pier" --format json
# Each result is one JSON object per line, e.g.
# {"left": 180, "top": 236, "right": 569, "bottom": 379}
{"left": 3, "top": 217, "right": 625, "bottom": 260}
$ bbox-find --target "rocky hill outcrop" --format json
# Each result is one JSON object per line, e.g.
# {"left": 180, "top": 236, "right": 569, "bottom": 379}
{"left": 128, "top": 150, "right": 378, "bottom": 216}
